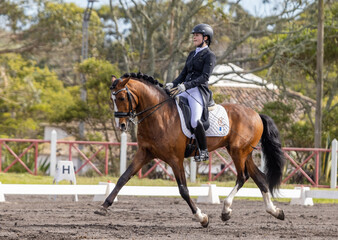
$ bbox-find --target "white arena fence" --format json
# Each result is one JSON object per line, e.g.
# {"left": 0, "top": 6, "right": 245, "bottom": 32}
{"left": 1, "top": 182, "right": 338, "bottom": 206}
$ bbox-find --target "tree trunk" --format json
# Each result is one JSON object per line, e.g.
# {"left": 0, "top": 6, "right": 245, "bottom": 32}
{"left": 146, "top": 32, "right": 155, "bottom": 76}
{"left": 315, "top": 0, "right": 324, "bottom": 176}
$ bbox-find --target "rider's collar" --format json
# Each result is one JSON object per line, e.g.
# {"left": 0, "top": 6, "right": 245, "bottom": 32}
{"left": 194, "top": 45, "right": 208, "bottom": 56}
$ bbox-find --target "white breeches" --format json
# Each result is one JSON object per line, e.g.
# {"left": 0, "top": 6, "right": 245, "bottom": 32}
{"left": 178, "top": 87, "right": 204, "bottom": 128}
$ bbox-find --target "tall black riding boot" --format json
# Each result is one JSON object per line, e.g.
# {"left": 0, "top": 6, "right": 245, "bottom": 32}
{"left": 194, "top": 120, "right": 209, "bottom": 162}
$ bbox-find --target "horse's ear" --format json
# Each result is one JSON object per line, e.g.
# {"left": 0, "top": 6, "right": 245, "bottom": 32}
{"left": 111, "top": 75, "right": 117, "bottom": 83}
{"left": 120, "top": 76, "right": 130, "bottom": 87}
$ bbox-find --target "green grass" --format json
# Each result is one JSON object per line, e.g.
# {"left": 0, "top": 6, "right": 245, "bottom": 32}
{"left": 0, "top": 172, "right": 256, "bottom": 187}
{"left": 0, "top": 173, "right": 337, "bottom": 203}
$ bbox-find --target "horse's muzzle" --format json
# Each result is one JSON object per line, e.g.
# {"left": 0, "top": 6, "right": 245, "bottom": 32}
{"left": 120, "top": 123, "right": 127, "bottom": 132}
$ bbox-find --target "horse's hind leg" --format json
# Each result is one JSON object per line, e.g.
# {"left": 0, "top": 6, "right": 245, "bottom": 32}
{"left": 221, "top": 150, "right": 249, "bottom": 221}
{"left": 245, "top": 154, "right": 284, "bottom": 220}
{"left": 170, "top": 159, "right": 209, "bottom": 228}
{"left": 95, "top": 148, "right": 151, "bottom": 215}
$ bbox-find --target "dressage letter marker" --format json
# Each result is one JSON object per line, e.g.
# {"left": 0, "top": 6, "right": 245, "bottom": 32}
{"left": 53, "top": 161, "right": 78, "bottom": 201}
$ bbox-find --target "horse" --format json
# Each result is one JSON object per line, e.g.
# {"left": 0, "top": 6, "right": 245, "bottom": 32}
{"left": 95, "top": 72, "right": 286, "bottom": 228}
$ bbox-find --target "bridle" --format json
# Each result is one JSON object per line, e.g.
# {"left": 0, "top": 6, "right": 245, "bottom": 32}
{"left": 112, "top": 87, "right": 137, "bottom": 119}
{"left": 111, "top": 85, "right": 172, "bottom": 126}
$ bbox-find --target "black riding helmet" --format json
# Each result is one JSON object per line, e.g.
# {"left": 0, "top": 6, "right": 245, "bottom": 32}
{"left": 191, "top": 23, "right": 213, "bottom": 46}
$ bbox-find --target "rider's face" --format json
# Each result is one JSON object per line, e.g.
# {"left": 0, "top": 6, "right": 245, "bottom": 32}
{"left": 193, "top": 33, "right": 207, "bottom": 47}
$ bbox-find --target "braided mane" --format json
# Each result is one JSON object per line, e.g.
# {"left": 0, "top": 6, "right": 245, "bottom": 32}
{"left": 122, "top": 72, "right": 164, "bottom": 88}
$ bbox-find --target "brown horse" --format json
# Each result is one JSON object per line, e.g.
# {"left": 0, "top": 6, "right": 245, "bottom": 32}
{"left": 95, "top": 73, "right": 286, "bottom": 227}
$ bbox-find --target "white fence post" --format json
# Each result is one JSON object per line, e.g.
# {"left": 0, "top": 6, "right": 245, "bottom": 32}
{"left": 290, "top": 186, "right": 313, "bottom": 206}
{"left": 190, "top": 157, "right": 196, "bottom": 183}
{"left": 120, "top": 132, "right": 127, "bottom": 176}
{"left": 50, "top": 130, "right": 57, "bottom": 177}
{"left": 331, "top": 139, "right": 337, "bottom": 189}
{"left": 0, "top": 182, "right": 5, "bottom": 202}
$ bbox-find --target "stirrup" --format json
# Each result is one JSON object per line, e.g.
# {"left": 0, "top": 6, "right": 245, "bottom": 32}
{"left": 194, "top": 149, "right": 209, "bottom": 162}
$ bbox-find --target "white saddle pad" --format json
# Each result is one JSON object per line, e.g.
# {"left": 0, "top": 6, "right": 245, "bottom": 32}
{"left": 175, "top": 100, "right": 230, "bottom": 139}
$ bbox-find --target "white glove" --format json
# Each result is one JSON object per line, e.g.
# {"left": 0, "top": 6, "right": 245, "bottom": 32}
{"left": 165, "top": 83, "right": 174, "bottom": 90}
{"left": 177, "top": 83, "right": 186, "bottom": 92}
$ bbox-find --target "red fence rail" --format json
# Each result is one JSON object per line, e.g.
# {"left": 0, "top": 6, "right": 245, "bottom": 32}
{"left": 0, "top": 139, "right": 122, "bottom": 176}
{"left": 0, "top": 138, "right": 335, "bottom": 188}
{"left": 282, "top": 147, "right": 331, "bottom": 187}
{"left": 208, "top": 150, "right": 236, "bottom": 181}
{"left": 138, "top": 159, "right": 175, "bottom": 181}
{"left": 208, "top": 147, "right": 333, "bottom": 188}
{"left": 0, "top": 139, "right": 48, "bottom": 175}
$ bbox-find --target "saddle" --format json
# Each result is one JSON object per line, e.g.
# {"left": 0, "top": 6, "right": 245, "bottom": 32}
{"left": 176, "top": 96, "right": 229, "bottom": 158}
{"left": 177, "top": 96, "right": 210, "bottom": 133}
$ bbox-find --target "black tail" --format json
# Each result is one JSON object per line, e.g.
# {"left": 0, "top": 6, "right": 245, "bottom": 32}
{"left": 259, "top": 114, "right": 285, "bottom": 196}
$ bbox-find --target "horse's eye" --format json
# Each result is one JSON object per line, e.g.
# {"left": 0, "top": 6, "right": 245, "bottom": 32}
{"left": 118, "top": 97, "right": 125, "bottom": 101}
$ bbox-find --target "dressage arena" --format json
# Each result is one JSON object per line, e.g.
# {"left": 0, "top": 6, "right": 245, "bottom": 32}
{"left": 0, "top": 195, "right": 337, "bottom": 239}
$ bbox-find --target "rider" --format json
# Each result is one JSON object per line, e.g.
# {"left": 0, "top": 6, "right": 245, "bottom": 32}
{"left": 165, "top": 23, "right": 216, "bottom": 161}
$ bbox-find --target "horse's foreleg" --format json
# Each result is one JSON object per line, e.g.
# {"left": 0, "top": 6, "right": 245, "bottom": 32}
{"left": 172, "top": 162, "right": 209, "bottom": 228}
{"left": 178, "top": 183, "right": 208, "bottom": 228}
{"left": 102, "top": 165, "right": 133, "bottom": 208}
{"left": 95, "top": 148, "right": 151, "bottom": 216}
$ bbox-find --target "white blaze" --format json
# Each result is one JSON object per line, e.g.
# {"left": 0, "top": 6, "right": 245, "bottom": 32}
{"left": 112, "top": 94, "right": 120, "bottom": 127}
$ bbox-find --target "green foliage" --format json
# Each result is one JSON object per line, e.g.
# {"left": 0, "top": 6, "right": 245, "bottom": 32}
{"left": 257, "top": 2, "right": 337, "bottom": 148}
{"left": 209, "top": 86, "right": 230, "bottom": 104}
{"left": 321, "top": 135, "right": 332, "bottom": 183}
{"left": 62, "top": 58, "right": 121, "bottom": 124}
{"left": 38, "top": 157, "right": 50, "bottom": 175}
{"left": 0, "top": 0, "right": 27, "bottom": 31}
{"left": 1, "top": 142, "right": 35, "bottom": 173}
{"left": 287, "top": 120, "right": 314, "bottom": 147}
{"left": 259, "top": 101, "right": 296, "bottom": 145}
{"left": 0, "top": 53, "right": 74, "bottom": 138}
{"left": 32, "top": 1, "right": 103, "bottom": 50}
{"left": 322, "top": 102, "right": 338, "bottom": 141}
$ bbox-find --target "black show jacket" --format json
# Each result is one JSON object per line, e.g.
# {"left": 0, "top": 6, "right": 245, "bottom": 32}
{"left": 172, "top": 47, "right": 216, "bottom": 129}
{"left": 172, "top": 47, "right": 216, "bottom": 90}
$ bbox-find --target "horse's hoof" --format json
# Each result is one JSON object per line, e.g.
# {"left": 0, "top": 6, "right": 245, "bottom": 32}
{"left": 201, "top": 215, "right": 209, "bottom": 228}
{"left": 276, "top": 209, "right": 285, "bottom": 220}
{"left": 221, "top": 212, "right": 231, "bottom": 221}
{"left": 94, "top": 206, "right": 108, "bottom": 216}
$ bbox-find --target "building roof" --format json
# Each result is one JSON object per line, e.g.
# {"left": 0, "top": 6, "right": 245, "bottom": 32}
{"left": 209, "top": 63, "right": 276, "bottom": 89}
{"left": 210, "top": 64, "right": 315, "bottom": 121}
{"left": 213, "top": 86, "right": 279, "bottom": 111}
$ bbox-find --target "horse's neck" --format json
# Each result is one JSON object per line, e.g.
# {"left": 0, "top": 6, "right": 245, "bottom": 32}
{"left": 134, "top": 84, "right": 177, "bottom": 128}
{"left": 135, "top": 85, "right": 166, "bottom": 112}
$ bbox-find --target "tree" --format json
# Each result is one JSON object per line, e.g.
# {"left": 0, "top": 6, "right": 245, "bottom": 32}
{"left": 260, "top": 1, "right": 337, "bottom": 146}
{"left": 0, "top": 53, "right": 74, "bottom": 138}
{"left": 100, "top": 0, "right": 210, "bottom": 80}
{"left": 315, "top": 0, "right": 324, "bottom": 149}
{"left": 0, "top": 1, "right": 105, "bottom": 86}
{"left": 53, "top": 58, "right": 121, "bottom": 173}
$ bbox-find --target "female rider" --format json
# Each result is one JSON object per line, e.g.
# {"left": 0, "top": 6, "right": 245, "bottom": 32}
{"left": 165, "top": 23, "right": 216, "bottom": 162}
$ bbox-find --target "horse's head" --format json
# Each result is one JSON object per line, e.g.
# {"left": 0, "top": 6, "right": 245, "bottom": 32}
{"left": 110, "top": 75, "right": 138, "bottom": 131}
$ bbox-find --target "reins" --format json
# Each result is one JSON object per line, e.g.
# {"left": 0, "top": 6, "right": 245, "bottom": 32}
{"left": 132, "top": 96, "right": 172, "bottom": 124}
